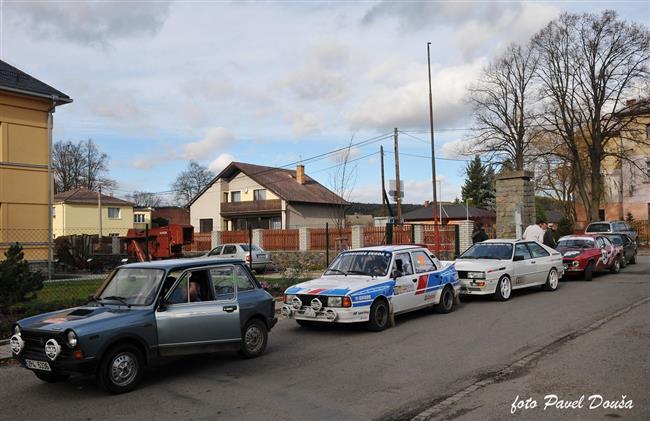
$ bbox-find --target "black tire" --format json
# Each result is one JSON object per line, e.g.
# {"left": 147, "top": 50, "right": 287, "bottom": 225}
{"left": 610, "top": 257, "right": 621, "bottom": 274}
{"left": 296, "top": 319, "right": 316, "bottom": 328}
{"left": 434, "top": 286, "right": 455, "bottom": 314}
{"left": 367, "top": 298, "right": 390, "bottom": 331}
{"left": 584, "top": 262, "right": 594, "bottom": 281}
{"left": 543, "top": 268, "right": 560, "bottom": 291}
{"left": 34, "top": 371, "right": 69, "bottom": 383}
{"left": 630, "top": 253, "right": 637, "bottom": 264}
{"left": 239, "top": 319, "right": 268, "bottom": 359}
{"left": 97, "top": 344, "right": 144, "bottom": 394}
{"left": 493, "top": 276, "right": 512, "bottom": 301}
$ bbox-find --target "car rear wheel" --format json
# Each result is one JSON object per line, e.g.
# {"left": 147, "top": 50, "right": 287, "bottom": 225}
{"left": 98, "top": 344, "right": 144, "bottom": 394}
{"left": 239, "top": 319, "right": 268, "bottom": 359}
{"left": 584, "top": 262, "right": 594, "bottom": 281}
{"left": 34, "top": 371, "right": 69, "bottom": 383}
{"left": 610, "top": 257, "right": 621, "bottom": 274}
{"left": 434, "top": 286, "right": 455, "bottom": 313}
{"left": 493, "top": 276, "right": 511, "bottom": 301}
{"left": 543, "top": 268, "right": 559, "bottom": 291}
{"left": 367, "top": 299, "right": 389, "bottom": 331}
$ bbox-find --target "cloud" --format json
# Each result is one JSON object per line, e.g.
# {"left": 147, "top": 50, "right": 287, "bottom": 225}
{"left": 90, "top": 89, "right": 145, "bottom": 120}
{"left": 6, "top": 1, "right": 171, "bottom": 48}
{"left": 329, "top": 147, "right": 362, "bottom": 162}
{"left": 350, "top": 178, "right": 460, "bottom": 204}
{"left": 182, "top": 127, "right": 235, "bottom": 160}
{"left": 440, "top": 138, "right": 471, "bottom": 159}
{"left": 132, "top": 158, "right": 155, "bottom": 170}
{"left": 208, "top": 153, "right": 235, "bottom": 173}
{"left": 287, "top": 112, "right": 321, "bottom": 137}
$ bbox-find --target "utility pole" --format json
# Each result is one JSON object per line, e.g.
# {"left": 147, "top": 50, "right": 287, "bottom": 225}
{"left": 427, "top": 42, "right": 440, "bottom": 253}
{"left": 98, "top": 186, "right": 102, "bottom": 240}
{"left": 380, "top": 145, "right": 386, "bottom": 210}
{"left": 394, "top": 128, "right": 402, "bottom": 224}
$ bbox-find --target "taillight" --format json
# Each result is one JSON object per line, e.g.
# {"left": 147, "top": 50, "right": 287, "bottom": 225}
{"left": 342, "top": 297, "right": 352, "bottom": 308}
{"left": 245, "top": 255, "right": 251, "bottom": 262}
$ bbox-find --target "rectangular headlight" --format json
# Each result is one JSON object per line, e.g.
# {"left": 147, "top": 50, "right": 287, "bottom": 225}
{"left": 327, "top": 297, "right": 343, "bottom": 307}
{"left": 467, "top": 271, "right": 485, "bottom": 279}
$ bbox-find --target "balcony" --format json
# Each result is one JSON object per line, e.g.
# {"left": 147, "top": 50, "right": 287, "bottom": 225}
{"left": 220, "top": 199, "right": 282, "bottom": 215}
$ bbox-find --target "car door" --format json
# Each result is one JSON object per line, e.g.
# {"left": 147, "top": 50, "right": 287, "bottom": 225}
{"left": 222, "top": 244, "right": 238, "bottom": 258}
{"left": 595, "top": 237, "right": 611, "bottom": 269}
{"left": 207, "top": 245, "right": 223, "bottom": 256}
{"left": 390, "top": 252, "right": 420, "bottom": 314}
{"left": 526, "top": 242, "right": 552, "bottom": 284}
{"left": 512, "top": 243, "right": 535, "bottom": 287}
{"left": 411, "top": 250, "right": 441, "bottom": 305}
{"left": 155, "top": 266, "right": 241, "bottom": 356}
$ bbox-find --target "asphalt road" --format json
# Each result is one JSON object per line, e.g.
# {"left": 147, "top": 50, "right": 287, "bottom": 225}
{"left": 1, "top": 258, "right": 648, "bottom": 421}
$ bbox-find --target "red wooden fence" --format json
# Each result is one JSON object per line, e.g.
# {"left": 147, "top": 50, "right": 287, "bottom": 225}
{"left": 423, "top": 224, "right": 456, "bottom": 252}
{"left": 309, "top": 227, "right": 351, "bottom": 250}
{"left": 262, "top": 229, "right": 299, "bottom": 251}
{"left": 221, "top": 230, "right": 249, "bottom": 243}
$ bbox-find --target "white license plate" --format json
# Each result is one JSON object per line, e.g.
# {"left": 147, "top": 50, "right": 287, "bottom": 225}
{"left": 26, "top": 359, "right": 51, "bottom": 372}
{"left": 257, "top": 254, "right": 266, "bottom": 259}
{"left": 303, "top": 308, "right": 316, "bottom": 317}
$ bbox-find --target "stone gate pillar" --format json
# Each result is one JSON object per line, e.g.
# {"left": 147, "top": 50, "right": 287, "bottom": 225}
{"left": 496, "top": 171, "right": 535, "bottom": 239}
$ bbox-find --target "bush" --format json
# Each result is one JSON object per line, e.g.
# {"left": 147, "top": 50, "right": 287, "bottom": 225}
{"left": 0, "top": 244, "right": 44, "bottom": 314}
{"left": 626, "top": 212, "right": 634, "bottom": 223}
{"left": 557, "top": 217, "right": 574, "bottom": 238}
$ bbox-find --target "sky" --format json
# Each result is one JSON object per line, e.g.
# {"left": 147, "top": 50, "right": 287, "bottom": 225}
{"left": 1, "top": 0, "right": 648, "bottom": 205}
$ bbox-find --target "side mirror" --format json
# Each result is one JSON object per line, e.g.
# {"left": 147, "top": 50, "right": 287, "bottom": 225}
{"left": 156, "top": 296, "right": 167, "bottom": 312}
{"left": 391, "top": 269, "right": 402, "bottom": 279}
{"left": 513, "top": 255, "right": 524, "bottom": 261}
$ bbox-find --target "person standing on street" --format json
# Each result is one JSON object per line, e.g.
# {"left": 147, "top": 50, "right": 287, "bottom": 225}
{"left": 543, "top": 222, "right": 557, "bottom": 248}
{"left": 523, "top": 219, "right": 547, "bottom": 243}
{"left": 472, "top": 222, "right": 489, "bottom": 244}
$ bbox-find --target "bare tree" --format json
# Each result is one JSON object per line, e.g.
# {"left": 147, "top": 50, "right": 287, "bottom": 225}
{"left": 467, "top": 43, "right": 539, "bottom": 170}
{"left": 171, "top": 161, "right": 215, "bottom": 206}
{"left": 328, "top": 136, "right": 357, "bottom": 231}
{"left": 533, "top": 10, "right": 650, "bottom": 221}
{"left": 53, "top": 139, "right": 116, "bottom": 193}
{"left": 127, "top": 191, "right": 163, "bottom": 208}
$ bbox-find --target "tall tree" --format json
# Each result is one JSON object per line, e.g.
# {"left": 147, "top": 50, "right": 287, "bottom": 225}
{"left": 328, "top": 136, "right": 357, "bottom": 230}
{"left": 172, "top": 161, "right": 215, "bottom": 206}
{"left": 467, "top": 42, "right": 539, "bottom": 170}
{"left": 52, "top": 139, "right": 116, "bottom": 193}
{"left": 127, "top": 191, "right": 163, "bottom": 208}
{"left": 533, "top": 10, "right": 650, "bottom": 221}
{"left": 461, "top": 156, "right": 495, "bottom": 210}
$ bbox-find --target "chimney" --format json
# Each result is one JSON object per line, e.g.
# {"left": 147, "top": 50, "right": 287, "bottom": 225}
{"left": 296, "top": 164, "right": 305, "bottom": 185}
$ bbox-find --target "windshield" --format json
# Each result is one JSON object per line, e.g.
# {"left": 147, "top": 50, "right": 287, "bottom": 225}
{"left": 603, "top": 235, "right": 623, "bottom": 246}
{"left": 586, "top": 223, "right": 611, "bottom": 232}
{"left": 557, "top": 239, "right": 594, "bottom": 249}
{"left": 459, "top": 243, "right": 513, "bottom": 260}
{"left": 98, "top": 268, "right": 165, "bottom": 306}
{"left": 325, "top": 250, "right": 392, "bottom": 277}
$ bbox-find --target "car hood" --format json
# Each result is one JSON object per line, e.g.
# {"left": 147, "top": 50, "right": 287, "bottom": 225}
{"left": 18, "top": 305, "right": 142, "bottom": 334}
{"left": 557, "top": 247, "right": 591, "bottom": 258}
{"left": 453, "top": 259, "right": 510, "bottom": 272}
{"left": 284, "top": 275, "right": 386, "bottom": 296}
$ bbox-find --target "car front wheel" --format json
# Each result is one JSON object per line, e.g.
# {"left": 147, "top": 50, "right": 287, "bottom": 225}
{"left": 367, "top": 299, "right": 389, "bottom": 331}
{"left": 543, "top": 268, "right": 559, "bottom": 291}
{"left": 98, "top": 344, "right": 144, "bottom": 394}
{"left": 494, "top": 276, "right": 511, "bottom": 301}
{"left": 239, "top": 319, "right": 268, "bottom": 359}
{"left": 610, "top": 258, "right": 621, "bottom": 274}
{"left": 584, "top": 262, "right": 594, "bottom": 281}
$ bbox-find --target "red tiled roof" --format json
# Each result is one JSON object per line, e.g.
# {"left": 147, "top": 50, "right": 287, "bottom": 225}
{"left": 54, "top": 188, "right": 133, "bottom": 206}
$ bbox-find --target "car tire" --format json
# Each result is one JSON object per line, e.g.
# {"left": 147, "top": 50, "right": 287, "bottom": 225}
{"left": 543, "top": 268, "right": 560, "bottom": 291}
{"left": 296, "top": 319, "right": 316, "bottom": 328}
{"left": 610, "top": 257, "right": 621, "bottom": 274}
{"left": 34, "top": 371, "right": 69, "bottom": 383}
{"left": 630, "top": 253, "right": 637, "bottom": 264}
{"left": 239, "top": 319, "right": 268, "bottom": 359}
{"left": 434, "top": 286, "right": 455, "bottom": 314}
{"left": 367, "top": 298, "right": 389, "bottom": 332}
{"left": 584, "top": 262, "right": 594, "bottom": 281}
{"left": 97, "top": 344, "right": 144, "bottom": 394}
{"left": 493, "top": 276, "right": 512, "bottom": 301}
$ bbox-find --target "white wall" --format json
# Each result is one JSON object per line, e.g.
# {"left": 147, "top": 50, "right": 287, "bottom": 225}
{"left": 190, "top": 181, "right": 222, "bottom": 232}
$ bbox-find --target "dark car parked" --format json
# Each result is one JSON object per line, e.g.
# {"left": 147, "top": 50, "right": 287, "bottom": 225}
{"left": 585, "top": 220, "right": 638, "bottom": 243}
{"left": 602, "top": 233, "right": 638, "bottom": 267}
{"left": 9, "top": 258, "right": 277, "bottom": 394}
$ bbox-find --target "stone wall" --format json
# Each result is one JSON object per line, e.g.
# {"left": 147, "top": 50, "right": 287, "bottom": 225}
{"left": 269, "top": 250, "right": 328, "bottom": 271}
{"left": 496, "top": 171, "right": 535, "bottom": 239}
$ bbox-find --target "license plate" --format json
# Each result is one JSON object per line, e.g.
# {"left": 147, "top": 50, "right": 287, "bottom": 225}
{"left": 257, "top": 254, "right": 266, "bottom": 259}
{"left": 303, "top": 308, "right": 316, "bottom": 318}
{"left": 26, "top": 359, "right": 51, "bottom": 372}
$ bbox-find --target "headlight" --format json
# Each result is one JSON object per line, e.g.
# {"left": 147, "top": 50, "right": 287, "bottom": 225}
{"left": 467, "top": 271, "right": 485, "bottom": 279}
{"left": 284, "top": 294, "right": 296, "bottom": 304}
{"left": 327, "top": 297, "right": 343, "bottom": 307}
{"left": 66, "top": 330, "right": 78, "bottom": 348}
{"left": 12, "top": 324, "right": 21, "bottom": 336}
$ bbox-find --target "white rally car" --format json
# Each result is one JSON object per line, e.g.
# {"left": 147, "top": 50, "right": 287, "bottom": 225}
{"left": 281, "top": 245, "right": 460, "bottom": 331}
{"left": 454, "top": 239, "right": 564, "bottom": 301}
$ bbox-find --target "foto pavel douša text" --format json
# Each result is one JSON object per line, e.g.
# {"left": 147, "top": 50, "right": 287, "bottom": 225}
{"left": 511, "top": 394, "right": 634, "bottom": 414}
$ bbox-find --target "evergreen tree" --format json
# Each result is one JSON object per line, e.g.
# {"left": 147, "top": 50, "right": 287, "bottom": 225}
{"left": 461, "top": 156, "right": 495, "bottom": 210}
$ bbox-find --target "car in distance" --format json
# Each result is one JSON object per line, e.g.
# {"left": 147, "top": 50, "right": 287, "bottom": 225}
{"left": 206, "top": 243, "right": 271, "bottom": 274}
{"left": 601, "top": 233, "right": 637, "bottom": 267}
{"left": 9, "top": 257, "right": 277, "bottom": 394}
{"left": 454, "top": 240, "right": 564, "bottom": 301}
{"left": 281, "top": 245, "right": 459, "bottom": 331}
{"left": 556, "top": 235, "right": 622, "bottom": 281}
{"left": 585, "top": 220, "right": 638, "bottom": 243}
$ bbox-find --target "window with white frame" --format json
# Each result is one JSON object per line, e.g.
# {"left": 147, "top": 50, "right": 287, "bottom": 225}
{"left": 134, "top": 213, "right": 145, "bottom": 223}
{"left": 108, "top": 207, "right": 121, "bottom": 219}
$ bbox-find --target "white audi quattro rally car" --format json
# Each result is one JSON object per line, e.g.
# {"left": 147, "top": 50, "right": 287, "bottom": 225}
{"left": 281, "top": 245, "right": 460, "bottom": 331}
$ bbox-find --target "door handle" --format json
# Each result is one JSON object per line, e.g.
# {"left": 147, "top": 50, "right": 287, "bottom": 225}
{"left": 412, "top": 279, "right": 418, "bottom": 282}
{"left": 223, "top": 305, "right": 237, "bottom": 312}
{"left": 530, "top": 261, "right": 536, "bottom": 264}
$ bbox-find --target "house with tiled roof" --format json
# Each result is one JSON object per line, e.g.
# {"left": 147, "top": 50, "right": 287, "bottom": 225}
{"left": 189, "top": 162, "right": 347, "bottom": 231}
{"left": 53, "top": 188, "right": 134, "bottom": 237}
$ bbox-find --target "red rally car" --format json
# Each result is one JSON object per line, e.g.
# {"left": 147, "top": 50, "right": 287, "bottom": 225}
{"left": 556, "top": 235, "right": 623, "bottom": 281}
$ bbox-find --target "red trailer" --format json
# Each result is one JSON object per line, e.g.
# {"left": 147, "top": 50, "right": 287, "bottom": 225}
{"left": 126, "top": 224, "right": 194, "bottom": 262}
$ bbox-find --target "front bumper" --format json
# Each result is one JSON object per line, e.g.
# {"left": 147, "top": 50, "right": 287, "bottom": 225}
{"left": 562, "top": 260, "right": 585, "bottom": 273}
{"left": 280, "top": 305, "right": 370, "bottom": 324}
{"left": 459, "top": 278, "right": 497, "bottom": 295}
{"left": 15, "top": 353, "right": 98, "bottom": 376}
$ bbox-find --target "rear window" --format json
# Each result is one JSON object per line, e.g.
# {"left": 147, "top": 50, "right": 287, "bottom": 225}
{"left": 586, "top": 223, "right": 611, "bottom": 233}
{"left": 240, "top": 244, "right": 262, "bottom": 252}
{"left": 604, "top": 235, "right": 623, "bottom": 246}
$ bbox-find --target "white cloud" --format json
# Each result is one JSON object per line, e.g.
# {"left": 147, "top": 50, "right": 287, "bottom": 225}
{"left": 288, "top": 112, "right": 321, "bottom": 137}
{"left": 208, "top": 153, "right": 235, "bottom": 173}
{"left": 440, "top": 138, "right": 471, "bottom": 159}
{"left": 182, "top": 127, "right": 235, "bottom": 160}
{"left": 328, "top": 147, "right": 362, "bottom": 162}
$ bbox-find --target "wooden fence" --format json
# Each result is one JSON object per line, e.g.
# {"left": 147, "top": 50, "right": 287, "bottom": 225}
{"left": 310, "top": 227, "right": 351, "bottom": 251}
{"left": 262, "top": 229, "right": 299, "bottom": 251}
{"left": 221, "top": 230, "right": 249, "bottom": 244}
{"left": 631, "top": 220, "right": 650, "bottom": 244}
{"left": 423, "top": 225, "right": 457, "bottom": 252}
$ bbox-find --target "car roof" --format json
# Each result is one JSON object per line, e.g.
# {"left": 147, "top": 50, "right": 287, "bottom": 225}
{"left": 477, "top": 239, "right": 531, "bottom": 244}
{"left": 559, "top": 235, "right": 598, "bottom": 241}
{"left": 119, "top": 257, "right": 245, "bottom": 270}
{"left": 351, "top": 245, "right": 428, "bottom": 252}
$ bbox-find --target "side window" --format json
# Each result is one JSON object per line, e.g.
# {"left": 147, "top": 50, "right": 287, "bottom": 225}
{"left": 411, "top": 251, "right": 436, "bottom": 273}
{"left": 208, "top": 246, "right": 223, "bottom": 256}
{"left": 596, "top": 237, "right": 605, "bottom": 248}
{"left": 393, "top": 253, "right": 414, "bottom": 276}
{"left": 210, "top": 266, "right": 236, "bottom": 301}
{"left": 167, "top": 275, "right": 188, "bottom": 304}
{"left": 223, "top": 245, "right": 237, "bottom": 254}
{"left": 514, "top": 244, "right": 532, "bottom": 260}
{"left": 234, "top": 265, "right": 256, "bottom": 291}
{"left": 168, "top": 270, "right": 213, "bottom": 304}
{"left": 602, "top": 237, "right": 612, "bottom": 247}
{"left": 527, "top": 243, "right": 549, "bottom": 258}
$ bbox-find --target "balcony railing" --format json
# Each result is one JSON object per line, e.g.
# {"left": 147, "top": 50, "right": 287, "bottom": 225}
{"left": 220, "top": 199, "right": 282, "bottom": 215}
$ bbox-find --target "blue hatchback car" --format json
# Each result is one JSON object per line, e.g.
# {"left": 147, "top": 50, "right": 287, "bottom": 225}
{"left": 9, "top": 257, "right": 277, "bottom": 393}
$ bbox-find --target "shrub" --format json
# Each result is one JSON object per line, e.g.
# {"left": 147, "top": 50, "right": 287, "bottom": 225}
{"left": 0, "top": 244, "right": 44, "bottom": 314}
{"left": 626, "top": 212, "right": 634, "bottom": 223}
{"left": 557, "top": 217, "right": 574, "bottom": 238}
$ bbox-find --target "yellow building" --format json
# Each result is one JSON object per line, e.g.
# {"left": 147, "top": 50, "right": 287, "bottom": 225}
{"left": 53, "top": 188, "right": 135, "bottom": 237}
{"left": 133, "top": 207, "right": 153, "bottom": 230}
{"left": 0, "top": 60, "right": 71, "bottom": 260}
